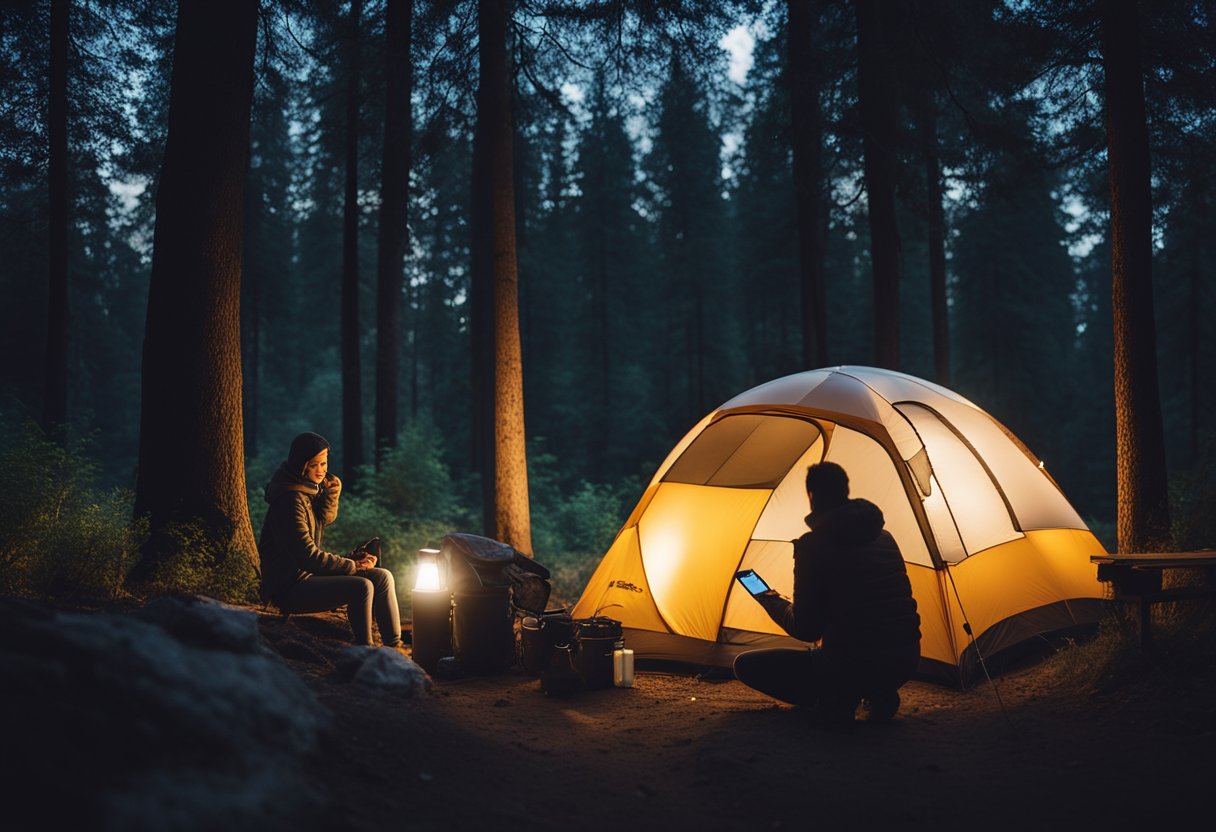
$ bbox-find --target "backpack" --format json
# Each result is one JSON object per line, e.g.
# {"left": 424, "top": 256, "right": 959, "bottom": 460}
{"left": 439, "top": 532, "right": 553, "bottom": 616}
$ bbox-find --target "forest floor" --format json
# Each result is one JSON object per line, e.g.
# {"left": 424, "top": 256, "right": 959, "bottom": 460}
{"left": 254, "top": 605, "right": 1216, "bottom": 830}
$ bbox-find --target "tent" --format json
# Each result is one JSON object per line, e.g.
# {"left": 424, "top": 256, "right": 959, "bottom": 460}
{"left": 571, "top": 366, "right": 1107, "bottom": 687}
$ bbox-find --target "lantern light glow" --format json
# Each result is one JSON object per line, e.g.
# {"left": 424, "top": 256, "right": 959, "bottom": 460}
{"left": 414, "top": 548, "right": 444, "bottom": 591}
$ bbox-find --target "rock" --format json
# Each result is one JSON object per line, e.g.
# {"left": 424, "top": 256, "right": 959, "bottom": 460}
{"left": 337, "top": 646, "right": 434, "bottom": 698}
{"left": 132, "top": 593, "right": 269, "bottom": 655}
{"left": 0, "top": 596, "right": 333, "bottom": 831}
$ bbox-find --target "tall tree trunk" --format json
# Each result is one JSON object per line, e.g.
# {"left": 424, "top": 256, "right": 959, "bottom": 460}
{"left": 475, "top": 0, "right": 531, "bottom": 554}
{"left": 1188, "top": 189, "right": 1204, "bottom": 462}
{"left": 44, "top": 0, "right": 69, "bottom": 435}
{"left": 342, "top": 0, "right": 365, "bottom": 474}
{"left": 788, "top": 0, "right": 826, "bottom": 369}
{"left": 920, "top": 90, "right": 950, "bottom": 386}
{"left": 1101, "top": 0, "right": 1170, "bottom": 552}
{"left": 242, "top": 165, "right": 262, "bottom": 461}
{"left": 855, "top": 0, "right": 902, "bottom": 369}
{"left": 133, "top": 0, "right": 259, "bottom": 582}
{"left": 470, "top": 37, "right": 495, "bottom": 537}
{"left": 375, "top": 0, "right": 413, "bottom": 467}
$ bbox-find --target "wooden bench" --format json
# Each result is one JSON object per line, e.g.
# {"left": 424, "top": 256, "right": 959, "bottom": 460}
{"left": 1090, "top": 550, "right": 1216, "bottom": 648}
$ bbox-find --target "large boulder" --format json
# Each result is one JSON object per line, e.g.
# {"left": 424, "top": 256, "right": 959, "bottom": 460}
{"left": 0, "top": 595, "right": 332, "bottom": 830}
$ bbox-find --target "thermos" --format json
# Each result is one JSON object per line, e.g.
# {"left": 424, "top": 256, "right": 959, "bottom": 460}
{"left": 613, "top": 647, "right": 634, "bottom": 688}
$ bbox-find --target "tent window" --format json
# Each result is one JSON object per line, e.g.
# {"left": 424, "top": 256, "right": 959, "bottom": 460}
{"left": 662, "top": 415, "right": 822, "bottom": 488}
{"left": 897, "top": 403, "right": 1019, "bottom": 556}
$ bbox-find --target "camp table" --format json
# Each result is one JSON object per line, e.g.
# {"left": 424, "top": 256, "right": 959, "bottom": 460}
{"left": 1090, "top": 550, "right": 1216, "bottom": 648}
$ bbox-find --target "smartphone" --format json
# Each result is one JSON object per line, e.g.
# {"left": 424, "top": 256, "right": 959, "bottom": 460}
{"left": 734, "top": 569, "right": 772, "bottom": 596}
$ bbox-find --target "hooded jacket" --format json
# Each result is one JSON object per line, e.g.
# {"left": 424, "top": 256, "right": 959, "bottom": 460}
{"left": 763, "top": 498, "right": 921, "bottom": 666}
{"left": 258, "top": 462, "right": 356, "bottom": 604}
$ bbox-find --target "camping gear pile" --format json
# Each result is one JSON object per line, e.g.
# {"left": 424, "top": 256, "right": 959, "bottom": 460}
{"left": 419, "top": 533, "right": 630, "bottom": 693}
{"left": 572, "top": 366, "right": 1108, "bottom": 688}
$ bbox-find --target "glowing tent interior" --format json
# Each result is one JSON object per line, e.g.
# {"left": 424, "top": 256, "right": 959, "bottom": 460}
{"left": 571, "top": 366, "right": 1107, "bottom": 687}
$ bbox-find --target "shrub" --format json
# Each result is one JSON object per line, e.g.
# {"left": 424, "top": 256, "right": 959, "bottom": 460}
{"left": 0, "top": 417, "right": 144, "bottom": 602}
{"left": 319, "top": 421, "right": 475, "bottom": 589}
{"left": 133, "top": 519, "right": 260, "bottom": 605}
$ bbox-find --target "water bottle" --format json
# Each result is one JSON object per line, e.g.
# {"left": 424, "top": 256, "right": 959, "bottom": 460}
{"left": 613, "top": 647, "right": 634, "bottom": 688}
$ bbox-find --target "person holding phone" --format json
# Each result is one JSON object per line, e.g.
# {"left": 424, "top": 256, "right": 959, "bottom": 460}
{"left": 257, "top": 431, "right": 405, "bottom": 653}
{"left": 733, "top": 461, "right": 921, "bottom": 729}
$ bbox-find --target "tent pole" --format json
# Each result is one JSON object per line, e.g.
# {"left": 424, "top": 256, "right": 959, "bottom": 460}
{"left": 944, "top": 564, "right": 1013, "bottom": 729}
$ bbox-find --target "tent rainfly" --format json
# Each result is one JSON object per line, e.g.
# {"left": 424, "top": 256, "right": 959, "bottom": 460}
{"left": 572, "top": 366, "right": 1107, "bottom": 687}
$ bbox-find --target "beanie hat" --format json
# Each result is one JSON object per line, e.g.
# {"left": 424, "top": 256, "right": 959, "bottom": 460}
{"left": 288, "top": 432, "right": 331, "bottom": 474}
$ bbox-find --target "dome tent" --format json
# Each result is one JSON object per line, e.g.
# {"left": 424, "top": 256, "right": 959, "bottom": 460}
{"left": 571, "top": 366, "right": 1106, "bottom": 687}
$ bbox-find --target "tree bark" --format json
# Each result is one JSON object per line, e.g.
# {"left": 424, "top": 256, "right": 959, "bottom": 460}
{"left": 133, "top": 0, "right": 259, "bottom": 580}
{"left": 342, "top": 0, "right": 365, "bottom": 474}
{"left": 1101, "top": 0, "right": 1170, "bottom": 552}
{"left": 788, "top": 0, "right": 826, "bottom": 369}
{"left": 475, "top": 0, "right": 531, "bottom": 554}
{"left": 1188, "top": 188, "right": 1204, "bottom": 461}
{"left": 44, "top": 0, "right": 69, "bottom": 435}
{"left": 470, "top": 30, "right": 495, "bottom": 538}
{"left": 375, "top": 0, "right": 413, "bottom": 467}
{"left": 855, "top": 0, "right": 902, "bottom": 369}
{"left": 242, "top": 162, "right": 262, "bottom": 461}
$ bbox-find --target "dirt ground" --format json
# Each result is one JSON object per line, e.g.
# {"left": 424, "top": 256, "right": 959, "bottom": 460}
{"left": 255, "top": 608, "right": 1216, "bottom": 830}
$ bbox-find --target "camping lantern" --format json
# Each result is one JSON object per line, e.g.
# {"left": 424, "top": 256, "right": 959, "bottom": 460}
{"left": 414, "top": 548, "right": 444, "bottom": 591}
{"left": 410, "top": 548, "right": 451, "bottom": 674}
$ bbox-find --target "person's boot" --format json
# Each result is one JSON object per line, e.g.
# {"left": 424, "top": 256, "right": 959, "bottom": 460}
{"left": 861, "top": 690, "right": 901, "bottom": 723}
{"left": 808, "top": 696, "right": 858, "bottom": 732}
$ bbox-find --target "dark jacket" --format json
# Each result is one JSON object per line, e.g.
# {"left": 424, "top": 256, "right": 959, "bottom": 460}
{"left": 258, "top": 463, "right": 356, "bottom": 604}
{"left": 761, "top": 498, "right": 921, "bottom": 670}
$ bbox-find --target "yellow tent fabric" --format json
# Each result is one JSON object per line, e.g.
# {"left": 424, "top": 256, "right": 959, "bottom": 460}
{"left": 572, "top": 366, "right": 1107, "bottom": 687}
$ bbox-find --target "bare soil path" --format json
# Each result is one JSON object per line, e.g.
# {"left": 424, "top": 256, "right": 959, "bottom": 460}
{"left": 259, "top": 609, "right": 1215, "bottom": 831}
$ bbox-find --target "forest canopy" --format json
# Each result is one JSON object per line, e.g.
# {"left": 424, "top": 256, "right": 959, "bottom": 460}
{"left": 1, "top": 0, "right": 1214, "bottom": 598}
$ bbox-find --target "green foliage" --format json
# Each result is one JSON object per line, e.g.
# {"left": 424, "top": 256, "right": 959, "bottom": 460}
{"left": 1168, "top": 432, "right": 1216, "bottom": 551}
{"left": 0, "top": 416, "right": 144, "bottom": 602}
{"left": 526, "top": 441, "right": 635, "bottom": 605}
{"left": 1043, "top": 604, "right": 1216, "bottom": 696}
{"left": 133, "top": 520, "right": 259, "bottom": 605}
{"left": 319, "top": 422, "right": 476, "bottom": 580}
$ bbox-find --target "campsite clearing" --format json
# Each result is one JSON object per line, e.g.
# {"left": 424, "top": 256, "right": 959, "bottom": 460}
{"left": 261, "top": 607, "right": 1215, "bottom": 830}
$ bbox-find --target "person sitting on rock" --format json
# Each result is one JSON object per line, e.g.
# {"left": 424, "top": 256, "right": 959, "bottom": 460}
{"left": 734, "top": 461, "right": 921, "bottom": 729}
{"left": 258, "top": 431, "right": 407, "bottom": 655}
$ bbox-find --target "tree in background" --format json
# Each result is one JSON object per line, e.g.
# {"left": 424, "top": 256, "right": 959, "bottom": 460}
{"left": 854, "top": 0, "right": 901, "bottom": 369}
{"left": 647, "top": 52, "right": 741, "bottom": 430}
{"left": 734, "top": 26, "right": 799, "bottom": 378}
{"left": 472, "top": 0, "right": 531, "bottom": 553}
{"left": 341, "top": 0, "right": 366, "bottom": 475}
{"left": 43, "top": 0, "right": 68, "bottom": 435}
{"left": 950, "top": 110, "right": 1077, "bottom": 485}
{"left": 132, "top": 0, "right": 259, "bottom": 584}
{"left": 242, "top": 52, "right": 298, "bottom": 463}
{"left": 787, "top": 0, "right": 826, "bottom": 370}
{"left": 375, "top": 0, "right": 414, "bottom": 466}
{"left": 1100, "top": 0, "right": 1169, "bottom": 552}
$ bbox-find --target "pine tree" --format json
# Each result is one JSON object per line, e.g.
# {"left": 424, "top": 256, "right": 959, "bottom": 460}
{"left": 1101, "top": 0, "right": 1170, "bottom": 552}
{"left": 471, "top": 0, "right": 532, "bottom": 553}
{"left": 646, "top": 53, "right": 741, "bottom": 431}
{"left": 374, "top": 0, "right": 414, "bottom": 466}
{"left": 854, "top": 0, "right": 902, "bottom": 369}
{"left": 132, "top": 0, "right": 260, "bottom": 584}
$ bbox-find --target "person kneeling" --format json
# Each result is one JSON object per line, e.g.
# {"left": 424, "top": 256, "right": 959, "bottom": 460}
{"left": 734, "top": 462, "right": 921, "bottom": 729}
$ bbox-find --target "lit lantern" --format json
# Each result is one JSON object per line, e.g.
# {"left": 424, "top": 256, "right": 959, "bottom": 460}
{"left": 414, "top": 548, "right": 444, "bottom": 591}
{"left": 410, "top": 547, "right": 452, "bottom": 674}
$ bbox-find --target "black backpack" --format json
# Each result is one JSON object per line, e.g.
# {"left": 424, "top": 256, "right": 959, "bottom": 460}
{"left": 439, "top": 532, "right": 553, "bottom": 616}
